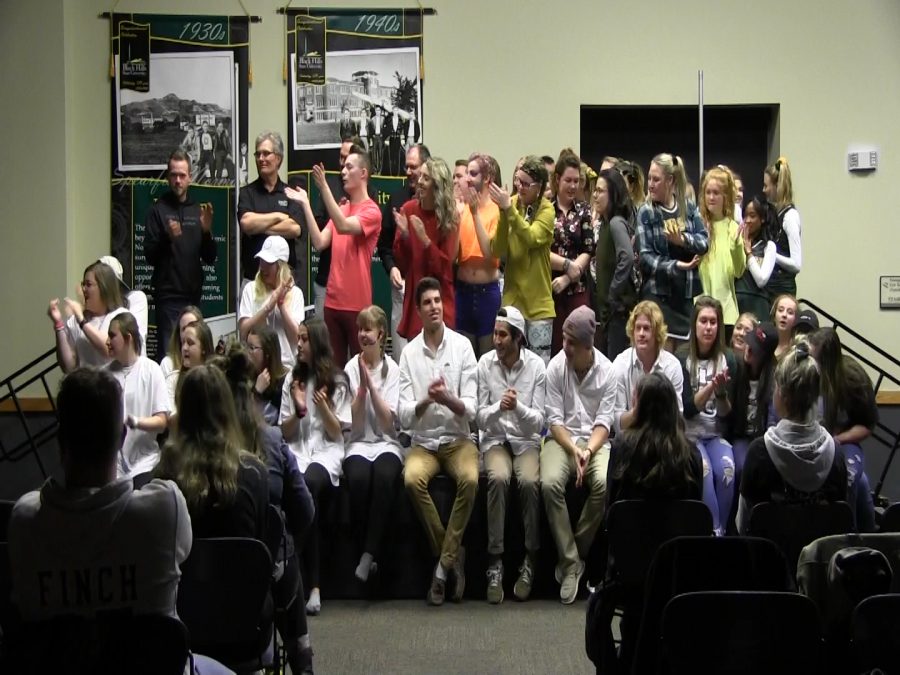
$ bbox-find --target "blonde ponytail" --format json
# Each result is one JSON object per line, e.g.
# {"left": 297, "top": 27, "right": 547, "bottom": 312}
{"left": 765, "top": 156, "right": 794, "bottom": 210}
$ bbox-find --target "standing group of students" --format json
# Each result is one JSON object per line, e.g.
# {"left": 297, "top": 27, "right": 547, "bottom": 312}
{"left": 31, "top": 131, "right": 881, "bottom": 673}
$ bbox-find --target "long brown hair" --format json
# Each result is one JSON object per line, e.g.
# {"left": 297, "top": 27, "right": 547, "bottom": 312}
{"left": 685, "top": 296, "right": 727, "bottom": 390}
{"left": 209, "top": 344, "right": 266, "bottom": 463}
{"left": 292, "top": 318, "right": 347, "bottom": 399}
{"left": 248, "top": 324, "right": 287, "bottom": 394}
{"left": 614, "top": 372, "right": 697, "bottom": 492}
{"left": 84, "top": 261, "right": 125, "bottom": 315}
{"left": 155, "top": 365, "right": 254, "bottom": 509}
{"left": 806, "top": 328, "right": 873, "bottom": 432}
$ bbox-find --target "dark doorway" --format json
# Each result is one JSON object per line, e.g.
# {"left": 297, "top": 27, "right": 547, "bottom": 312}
{"left": 580, "top": 104, "right": 779, "bottom": 204}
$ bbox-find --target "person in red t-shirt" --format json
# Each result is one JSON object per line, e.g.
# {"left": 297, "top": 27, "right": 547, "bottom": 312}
{"left": 392, "top": 157, "right": 459, "bottom": 340}
{"left": 287, "top": 152, "right": 381, "bottom": 367}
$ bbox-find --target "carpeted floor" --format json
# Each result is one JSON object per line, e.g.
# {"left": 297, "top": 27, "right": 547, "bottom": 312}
{"left": 306, "top": 599, "right": 595, "bottom": 675}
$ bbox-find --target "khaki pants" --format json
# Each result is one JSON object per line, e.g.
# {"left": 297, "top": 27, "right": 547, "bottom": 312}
{"left": 541, "top": 438, "right": 610, "bottom": 572}
{"left": 484, "top": 445, "right": 541, "bottom": 556}
{"left": 404, "top": 439, "right": 478, "bottom": 569}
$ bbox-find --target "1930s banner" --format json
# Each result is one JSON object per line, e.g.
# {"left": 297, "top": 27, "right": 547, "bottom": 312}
{"left": 285, "top": 8, "right": 424, "bottom": 314}
{"left": 110, "top": 14, "right": 249, "bottom": 358}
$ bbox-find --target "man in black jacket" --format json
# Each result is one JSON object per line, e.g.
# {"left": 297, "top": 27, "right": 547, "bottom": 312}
{"left": 144, "top": 149, "right": 217, "bottom": 361}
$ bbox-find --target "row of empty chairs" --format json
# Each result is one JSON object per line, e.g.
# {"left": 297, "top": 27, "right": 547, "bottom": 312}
{"left": 588, "top": 499, "right": 900, "bottom": 675}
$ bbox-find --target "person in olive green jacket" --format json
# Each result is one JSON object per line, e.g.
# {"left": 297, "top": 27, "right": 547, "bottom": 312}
{"left": 489, "top": 155, "right": 555, "bottom": 364}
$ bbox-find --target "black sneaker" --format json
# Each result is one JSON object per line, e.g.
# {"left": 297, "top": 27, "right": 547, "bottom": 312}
{"left": 427, "top": 566, "right": 446, "bottom": 606}
{"left": 290, "top": 646, "right": 314, "bottom": 674}
{"left": 513, "top": 556, "right": 534, "bottom": 601}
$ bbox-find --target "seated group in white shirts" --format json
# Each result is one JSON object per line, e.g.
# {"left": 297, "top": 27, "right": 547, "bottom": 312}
{"left": 268, "top": 276, "right": 689, "bottom": 608}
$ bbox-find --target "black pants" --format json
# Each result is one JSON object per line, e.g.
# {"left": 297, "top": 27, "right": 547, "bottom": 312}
{"left": 274, "top": 552, "right": 307, "bottom": 643}
{"left": 302, "top": 462, "right": 334, "bottom": 588}
{"left": 343, "top": 453, "right": 403, "bottom": 558}
{"left": 605, "top": 312, "right": 630, "bottom": 361}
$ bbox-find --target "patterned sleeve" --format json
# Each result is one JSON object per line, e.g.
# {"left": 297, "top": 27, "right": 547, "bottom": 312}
{"left": 681, "top": 204, "right": 710, "bottom": 255}
{"left": 578, "top": 203, "right": 595, "bottom": 257}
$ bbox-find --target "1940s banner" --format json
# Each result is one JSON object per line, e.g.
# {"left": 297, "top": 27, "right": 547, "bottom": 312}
{"left": 285, "top": 8, "right": 424, "bottom": 314}
{"left": 110, "top": 14, "right": 249, "bottom": 359}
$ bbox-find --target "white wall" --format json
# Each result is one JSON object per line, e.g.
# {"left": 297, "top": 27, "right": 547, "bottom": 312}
{"left": 2, "top": 0, "right": 899, "bottom": 384}
{"left": 0, "top": 0, "right": 69, "bottom": 391}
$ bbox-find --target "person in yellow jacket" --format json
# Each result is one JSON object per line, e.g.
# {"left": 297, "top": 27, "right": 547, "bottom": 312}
{"left": 488, "top": 155, "right": 555, "bottom": 364}
{"left": 698, "top": 165, "right": 746, "bottom": 337}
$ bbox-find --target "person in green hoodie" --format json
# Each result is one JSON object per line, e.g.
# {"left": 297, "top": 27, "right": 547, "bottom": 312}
{"left": 488, "top": 155, "right": 555, "bottom": 364}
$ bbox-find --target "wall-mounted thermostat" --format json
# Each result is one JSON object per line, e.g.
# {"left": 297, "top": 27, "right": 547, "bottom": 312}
{"left": 848, "top": 149, "right": 878, "bottom": 172}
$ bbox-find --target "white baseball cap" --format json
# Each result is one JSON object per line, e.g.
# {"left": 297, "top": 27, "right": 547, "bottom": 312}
{"left": 255, "top": 235, "right": 290, "bottom": 264}
{"left": 497, "top": 306, "right": 526, "bottom": 337}
{"left": 98, "top": 255, "right": 131, "bottom": 291}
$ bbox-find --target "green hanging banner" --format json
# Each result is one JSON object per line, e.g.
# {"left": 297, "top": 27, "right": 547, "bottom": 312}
{"left": 110, "top": 13, "right": 249, "bottom": 359}
{"left": 284, "top": 7, "right": 424, "bottom": 319}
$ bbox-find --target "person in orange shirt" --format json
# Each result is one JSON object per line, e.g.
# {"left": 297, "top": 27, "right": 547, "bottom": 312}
{"left": 456, "top": 153, "right": 502, "bottom": 358}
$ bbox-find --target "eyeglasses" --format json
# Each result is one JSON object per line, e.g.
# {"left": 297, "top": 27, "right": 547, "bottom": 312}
{"left": 518, "top": 179, "right": 538, "bottom": 190}
{"left": 254, "top": 150, "right": 278, "bottom": 159}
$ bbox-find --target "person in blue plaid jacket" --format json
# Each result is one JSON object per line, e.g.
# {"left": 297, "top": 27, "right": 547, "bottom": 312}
{"left": 637, "top": 153, "right": 709, "bottom": 347}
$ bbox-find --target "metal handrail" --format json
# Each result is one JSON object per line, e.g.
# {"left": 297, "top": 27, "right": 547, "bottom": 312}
{"left": 0, "top": 346, "right": 61, "bottom": 478}
{"left": 798, "top": 299, "right": 900, "bottom": 502}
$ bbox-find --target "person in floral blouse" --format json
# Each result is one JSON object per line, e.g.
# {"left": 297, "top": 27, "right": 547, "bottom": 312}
{"left": 549, "top": 150, "right": 595, "bottom": 354}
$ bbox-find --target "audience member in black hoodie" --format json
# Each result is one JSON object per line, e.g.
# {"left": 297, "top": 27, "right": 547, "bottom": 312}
{"left": 737, "top": 343, "right": 847, "bottom": 534}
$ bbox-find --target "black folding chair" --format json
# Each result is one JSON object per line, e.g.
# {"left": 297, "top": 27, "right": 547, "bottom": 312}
{"left": 265, "top": 504, "right": 287, "bottom": 671}
{"left": 851, "top": 593, "right": 900, "bottom": 674}
{"left": 662, "top": 591, "right": 823, "bottom": 675}
{"left": 586, "top": 500, "right": 712, "bottom": 672}
{"left": 606, "top": 500, "right": 714, "bottom": 594}
{"left": 0, "top": 542, "right": 12, "bottom": 645}
{"left": 749, "top": 501, "right": 854, "bottom": 575}
{"left": 5, "top": 613, "right": 190, "bottom": 675}
{"left": 879, "top": 502, "right": 900, "bottom": 533}
{"left": 631, "top": 536, "right": 794, "bottom": 675}
{"left": 0, "top": 501, "right": 15, "bottom": 543}
{"left": 177, "top": 537, "right": 274, "bottom": 672}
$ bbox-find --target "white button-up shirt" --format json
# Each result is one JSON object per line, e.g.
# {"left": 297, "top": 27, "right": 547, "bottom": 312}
{"left": 399, "top": 326, "right": 477, "bottom": 451}
{"left": 545, "top": 348, "right": 616, "bottom": 443}
{"left": 610, "top": 347, "right": 684, "bottom": 432}
{"left": 476, "top": 347, "right": 546, "bottom": 455}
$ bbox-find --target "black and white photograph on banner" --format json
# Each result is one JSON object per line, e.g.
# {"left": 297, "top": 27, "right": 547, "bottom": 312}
{"left": 292, "top": 46, "right": 422, "bottom": 176}
{"left": 116, "top": 51, "right": 235, "bottom": 183}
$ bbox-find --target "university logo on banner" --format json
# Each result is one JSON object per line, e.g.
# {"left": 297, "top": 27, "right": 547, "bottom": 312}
{"left": 119, "top": 21, "right": 150, "bottom": 92}
{"left": 296, "top": 15, "right": 326, "bottom": 85}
